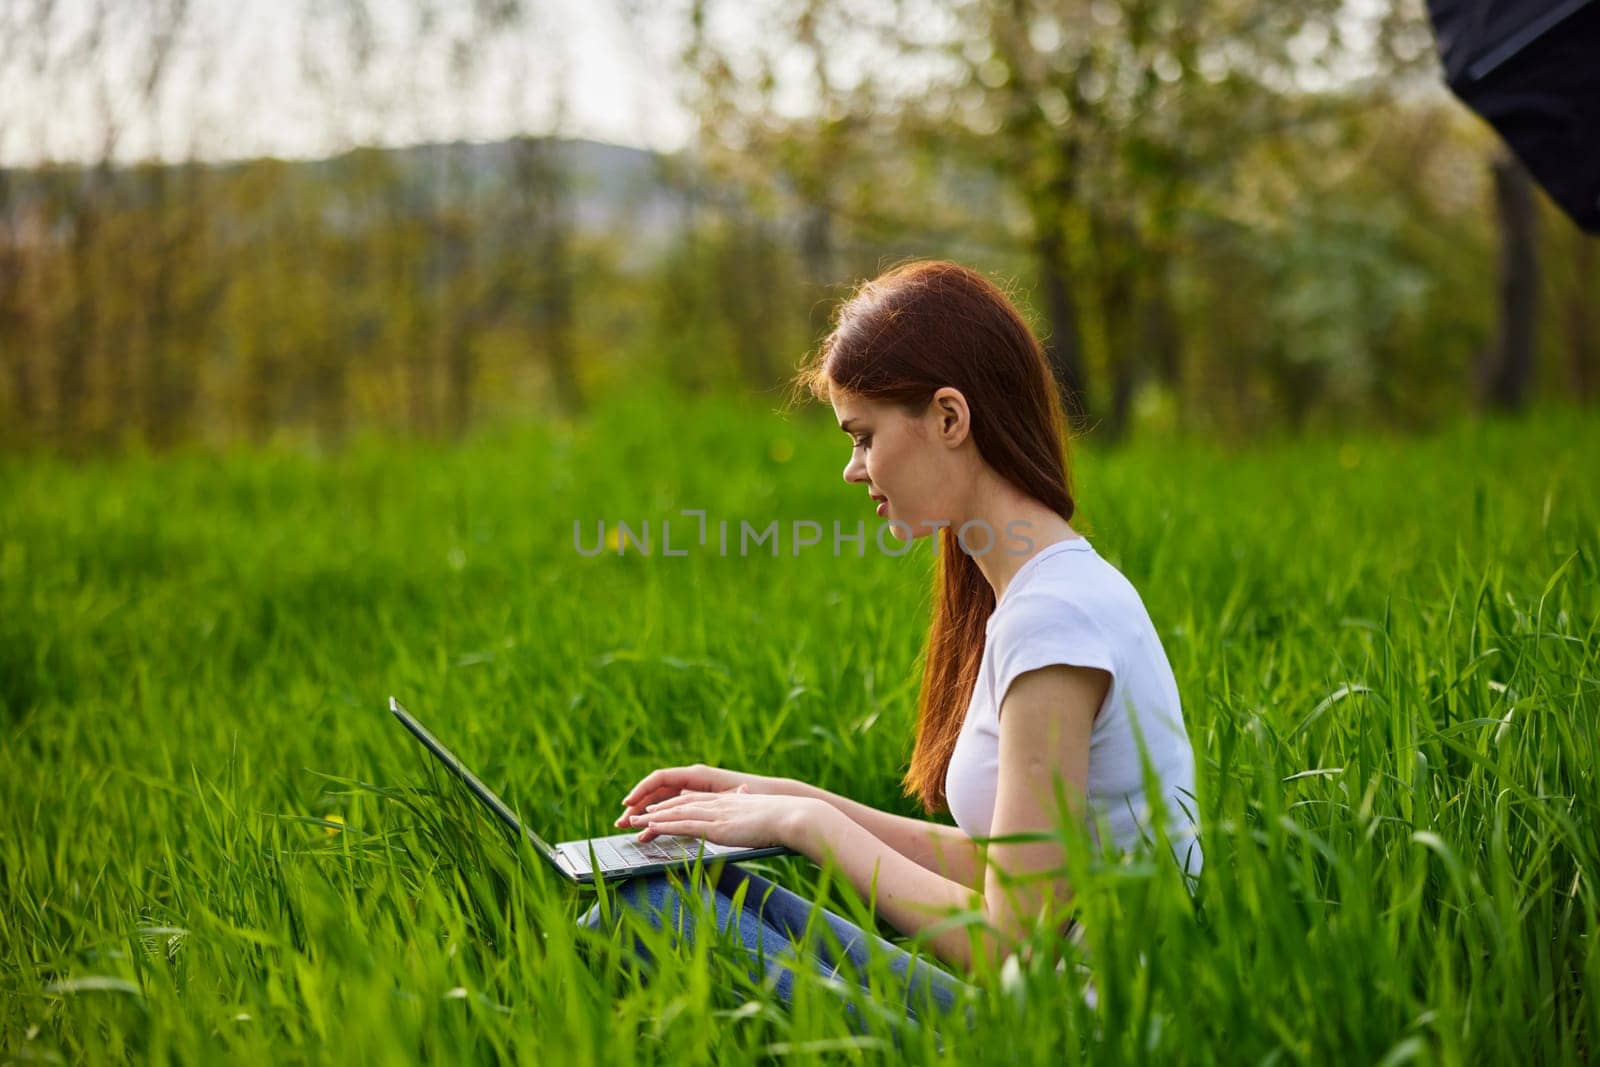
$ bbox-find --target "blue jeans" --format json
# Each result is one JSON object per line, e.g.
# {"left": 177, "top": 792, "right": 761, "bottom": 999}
{"left": 575, "top": 860, "right": 977, "bottom": 1039}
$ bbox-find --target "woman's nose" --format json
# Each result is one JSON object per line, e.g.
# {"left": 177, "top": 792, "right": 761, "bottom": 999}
{"left": 843, "top": 453, "right": 867, "bottom": 484}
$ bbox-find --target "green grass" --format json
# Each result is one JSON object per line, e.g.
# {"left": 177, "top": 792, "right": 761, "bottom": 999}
{"left": 2, "top": 393, "right": 1597, "bottom": 1064}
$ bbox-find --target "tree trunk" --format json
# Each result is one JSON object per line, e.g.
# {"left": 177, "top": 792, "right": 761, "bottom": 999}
{"left": 313, "top": 342, "right": 349, "bottom": 448}
{"left": 57, "top": 191, "right": 99, "bottom": 452}
{"left": 799, "top": 199, "right": 834, "bottom": 345}
{"left": 1103, "top": 264, "right": 1138, "bottom": 445}
{"left": 1034, "top": 223, "right": 1089, "bottom": 426}
{"left": 434, "top": 214, "right": 475, "bottom": 440}
{"left": 441, "top": 321, "right": 473, "bottom": 440}
{"left": 143, "top": 164, "right": 176, "bottom": 449}
{"left": 406, "top": 350, "right": 435, "bottom": 438}
{"left": 521, "top": 137, "right": 583, "bottom": 416}
{"left": 1479, "top": 149, "right": 1539, "bottom": 412}
{"left": 1568, "top": 236, "right": 1597, "bottom": 402}
{"left": 1144, "top": 260, "right": 1181, "bottom": 391}
{"left": 540, "top": 255, "right": 582, "bottom": 416}
{"left": 0, "top": 173, "right": 34, "bottom": 439}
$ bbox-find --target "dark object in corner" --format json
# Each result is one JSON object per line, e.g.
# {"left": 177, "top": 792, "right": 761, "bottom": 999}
{"left": 1426, "top": 0, "right": 1600, "bottom": 233}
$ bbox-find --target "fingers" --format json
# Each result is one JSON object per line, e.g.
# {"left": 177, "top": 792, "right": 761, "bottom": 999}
{"left": 634, "top": 818, "right": 715, "bottom": 842}
{"left": 613, "top": 785, "right": 684, "bottom": 827}
{"left": 622, "top": 765, "right": 705, "bottom": 807}
{"left": 629, "top": 801, "right": 712, "bottom": 843}
{"left": 614, "top": 786, "right": 717, "bottom": 826}
{"left": 624, "top": 794, "right": 717, "bottom": 838}
{"left": 620, "top": 767, "right": 678, "bottom": 809}
{"left": 635, "top": 791, "right": 714, "bottom": 816}
{"left": 634, "top": 823, "right": 686, "bottom": 844}
{"left": 616, "top": 767, "right": 744, "bottom": 835}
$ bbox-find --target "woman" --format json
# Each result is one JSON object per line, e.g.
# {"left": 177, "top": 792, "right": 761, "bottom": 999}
{"left": 578, "top": 260, "right": 1203, "bottom": 1030}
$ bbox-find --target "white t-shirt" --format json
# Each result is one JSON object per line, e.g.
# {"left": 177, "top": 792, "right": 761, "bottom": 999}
{"left": 944, "top": 536, "right": 1203, "bottom": 881}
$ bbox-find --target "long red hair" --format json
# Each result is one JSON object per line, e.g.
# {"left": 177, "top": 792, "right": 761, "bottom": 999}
{"left": 791, "top": 260, "right": 1078, "bottom": 813}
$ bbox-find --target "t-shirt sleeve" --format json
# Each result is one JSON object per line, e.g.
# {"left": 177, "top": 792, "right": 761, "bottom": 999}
{"left": 989, "top": 594, "right": 1116, "bottom": 722}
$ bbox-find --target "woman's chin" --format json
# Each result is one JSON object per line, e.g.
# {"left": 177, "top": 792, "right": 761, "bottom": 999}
{"left": 882, "top": 517, "right": 926, "bottom": 542}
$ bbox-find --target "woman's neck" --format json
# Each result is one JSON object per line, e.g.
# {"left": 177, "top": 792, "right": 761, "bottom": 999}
{"left": 960, "top": 474, "right": 1080, "bottom": 605}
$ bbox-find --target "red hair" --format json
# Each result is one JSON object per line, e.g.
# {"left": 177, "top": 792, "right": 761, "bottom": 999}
{"left": 791, "top": 260, "right": 1078, "bottom": 813}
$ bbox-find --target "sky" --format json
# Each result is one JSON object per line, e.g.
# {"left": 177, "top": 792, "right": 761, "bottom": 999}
{"left": 0, "top": 0, "right": 699, "bottom": 165}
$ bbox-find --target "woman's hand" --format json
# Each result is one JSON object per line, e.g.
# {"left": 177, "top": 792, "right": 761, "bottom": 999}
{"left": 614, "top": 763, "right": 789, "bottom": 829}
{"left": 623, "top": 785, "right": 823, "bottom": 850}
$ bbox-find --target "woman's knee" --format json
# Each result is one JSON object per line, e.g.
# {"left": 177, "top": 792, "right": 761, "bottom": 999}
{"left": 575, "top": 872, "right": 676, "bottom": 931}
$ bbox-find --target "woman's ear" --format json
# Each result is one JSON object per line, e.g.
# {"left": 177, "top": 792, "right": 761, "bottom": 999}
{"left": 932, "top": 387, "right": 970, "bottom": 446}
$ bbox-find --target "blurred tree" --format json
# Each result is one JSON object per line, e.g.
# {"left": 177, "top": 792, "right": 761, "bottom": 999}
{"left": 1568, "top": 237, "right": 1597, "bottom": 402}
{"left": 1479, "top": 148, "right": 1538, "bottom": 412}
{"left": 673, "top": 0, "right": 955, "bottom": 368}
{"left": 522, "top": 135, "right": 585, "bottom": 418}
{"left": 55, "top": 165, "right": 110, "bottom": 451}
{"left": 0, "top": 171, "right": 35, "bottom": 445}
{"left": 671, "top": 0, "right": 1451, "bottom": 440}
{"left": 0, "top": 0, "right": 1589, "bottom": 454}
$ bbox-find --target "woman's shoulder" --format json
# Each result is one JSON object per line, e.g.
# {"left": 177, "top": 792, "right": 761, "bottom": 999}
{"left": 996, "top": 541, "right": 1142, "bottom": 618}
{"left": 989, "top": 544, "right": 1156, "bottom": 651}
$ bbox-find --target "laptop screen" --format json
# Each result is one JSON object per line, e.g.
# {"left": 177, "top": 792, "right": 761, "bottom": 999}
{"left": 389, "top": 697, "right": 560, "bottom": 862}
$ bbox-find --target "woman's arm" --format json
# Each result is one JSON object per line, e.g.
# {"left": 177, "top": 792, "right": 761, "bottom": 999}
{"left": 780, "top": 663, "right": 1104, "bottom": 975}
{"left": 616, "top": 763, "right": 984, "bottom": 888}
{"left": 771, "top": 779, "right": 985, "bottom": 889}
{"left": 631, "top": 669, "right": 1105, "bottom": 974}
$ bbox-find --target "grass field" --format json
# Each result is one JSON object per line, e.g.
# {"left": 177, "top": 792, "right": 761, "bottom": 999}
{"left": 2, "top": 395, "right": 1597, "bottom": 1064}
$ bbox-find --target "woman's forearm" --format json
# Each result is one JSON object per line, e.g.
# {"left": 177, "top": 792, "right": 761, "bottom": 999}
{"left": 783, "top": 802, "right": 999, "bottom": 975}
{"left": 769, "top": 777, "right": 984, "bottom": 889}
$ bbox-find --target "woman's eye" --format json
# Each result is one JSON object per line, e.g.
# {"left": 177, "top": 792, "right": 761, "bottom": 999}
{"left": 853, "top": 436, "right": 871, "bottom": 450}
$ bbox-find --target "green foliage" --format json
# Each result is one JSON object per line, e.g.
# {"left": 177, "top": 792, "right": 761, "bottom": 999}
{"left": 1, "top": 397, "right": 1597, "bottom": 1063}
{"left": 4, "top": 2, "right": 1599, "bottom": 455}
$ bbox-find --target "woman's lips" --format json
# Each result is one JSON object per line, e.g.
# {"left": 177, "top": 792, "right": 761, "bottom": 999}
{"left": 876, "top": 501, "right": 888, "bottom": 517}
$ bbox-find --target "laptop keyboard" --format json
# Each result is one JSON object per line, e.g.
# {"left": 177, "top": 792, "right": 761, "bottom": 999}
{"left": 587, "top": 833, "right": 720, "bottom": 869}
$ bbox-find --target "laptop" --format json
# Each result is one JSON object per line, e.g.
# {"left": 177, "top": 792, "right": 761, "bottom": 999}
{"left": 388, "top": 696, "right": 794, "bottom": 883}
